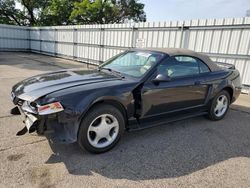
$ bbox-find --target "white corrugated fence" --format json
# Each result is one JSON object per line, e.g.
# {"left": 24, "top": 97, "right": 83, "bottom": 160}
{"left": 0, "top": 17, "right": 250, "bottom": 86}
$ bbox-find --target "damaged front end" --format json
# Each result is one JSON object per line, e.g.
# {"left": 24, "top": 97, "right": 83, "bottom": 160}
{"left": 11, "top": 93, "right": 78, "bottom": 143}
{"left": 11, "top": 95, "right": 44, "bottom": 135}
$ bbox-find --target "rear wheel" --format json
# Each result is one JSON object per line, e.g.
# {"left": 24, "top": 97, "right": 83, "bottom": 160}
{"left": 208, "top": 90, "right": 230, "bottom": 121}
{"left": 78, "top": 104, "right": 125, "bottom": 153}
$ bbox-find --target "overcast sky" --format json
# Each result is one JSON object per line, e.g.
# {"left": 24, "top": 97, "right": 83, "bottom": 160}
{"left": 141, "top": 0, "right": 250, "bottom": 21}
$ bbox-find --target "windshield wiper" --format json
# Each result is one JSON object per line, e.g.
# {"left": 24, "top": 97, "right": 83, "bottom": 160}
{"left": 98, "top": 67, "right": 125, "bottom": 78}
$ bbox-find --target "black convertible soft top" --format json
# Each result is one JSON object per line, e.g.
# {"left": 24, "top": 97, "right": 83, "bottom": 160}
{"left": 138, "top": 48, "right": 221, "bottom": 72}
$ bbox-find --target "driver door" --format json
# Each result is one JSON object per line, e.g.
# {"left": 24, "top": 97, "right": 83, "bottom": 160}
{"left": 140, "top": 56, "right": 210, "bottom": 123}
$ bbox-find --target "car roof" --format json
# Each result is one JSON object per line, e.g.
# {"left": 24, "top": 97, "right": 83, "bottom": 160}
{"left": 136, "top": 48, "right": 221, "bottom": 72}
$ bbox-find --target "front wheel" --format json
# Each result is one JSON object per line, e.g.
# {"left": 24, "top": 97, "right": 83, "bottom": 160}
{"left": 78, "top": 104, "right": 125, "bottom": 153}
{"left": 208, "top": 90, "right": 230, "bottom": 121}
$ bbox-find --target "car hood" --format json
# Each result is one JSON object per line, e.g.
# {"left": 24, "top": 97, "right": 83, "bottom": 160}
{"left": 12, "top": 69, "right": 121, "bottom": 101}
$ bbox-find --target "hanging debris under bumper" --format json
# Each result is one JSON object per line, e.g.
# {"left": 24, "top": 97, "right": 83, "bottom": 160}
{"left": 11, "top": 105, "right": 79, "bottom": 144}
{"left": 13, "top": 106, "right": 39, "bottom": 135}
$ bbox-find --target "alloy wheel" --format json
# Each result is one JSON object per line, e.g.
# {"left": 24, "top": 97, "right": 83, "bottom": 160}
{"left": 87, "top": 114, "right": 119, "bottom": 148}
{"left": 214, "top": 95, "right": 228, "bottom": 117}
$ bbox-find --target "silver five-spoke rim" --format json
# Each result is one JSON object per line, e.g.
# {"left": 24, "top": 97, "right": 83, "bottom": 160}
{"left": 214, "top": 95, "right": 228, "bottom": 117}
{"left": 87, "top": 114, "right": 119, "bottom": 148}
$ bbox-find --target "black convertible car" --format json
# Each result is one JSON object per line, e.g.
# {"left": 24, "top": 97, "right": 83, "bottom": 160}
{"left": 10, "top": 48, "right": 241, "bottom": 153}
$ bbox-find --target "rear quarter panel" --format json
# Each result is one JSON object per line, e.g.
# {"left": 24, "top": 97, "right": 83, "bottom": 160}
{"left": 205, "top": 68, "right": 241, "bottom": 104}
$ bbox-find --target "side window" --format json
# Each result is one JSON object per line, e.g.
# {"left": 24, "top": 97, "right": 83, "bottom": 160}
{"left": 199, "top": 61, "right": 210, "bottom": 73}
{"left": 157, "top": 56, "right": 210, "bottom": 78}
{"left": 157, "top": 56, "right": 199, "bottom": 78}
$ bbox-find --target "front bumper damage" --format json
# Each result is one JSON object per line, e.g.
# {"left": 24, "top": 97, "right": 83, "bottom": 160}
{"left": 11, "top": 102, "right": 79, "bottom": 144}
{"left": 11, "top": 105, "right": 44, "bottom": 136}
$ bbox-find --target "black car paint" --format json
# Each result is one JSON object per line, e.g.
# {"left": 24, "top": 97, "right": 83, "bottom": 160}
{"left": 12, "top": 69, "right": 122, "bottom": 102}
{"left": 11, "top": 51, "right": 241, "bottom": 143}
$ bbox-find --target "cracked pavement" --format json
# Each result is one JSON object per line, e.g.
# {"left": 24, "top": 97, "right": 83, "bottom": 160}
{"left": 1, "top": 52, "right": 250, "bottom": 188}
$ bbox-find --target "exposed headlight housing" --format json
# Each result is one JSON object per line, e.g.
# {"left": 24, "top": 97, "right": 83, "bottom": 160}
{"left": 38, "top": 102, "right": 64, "bottom": 115}
{"left": 21, "top": 101, "right": 37, "bottom": 114}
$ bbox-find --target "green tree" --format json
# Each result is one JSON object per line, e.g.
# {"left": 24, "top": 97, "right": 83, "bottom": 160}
{"left": 0, "top": 0, "right": 146, "bottom": 26}
{"left": 20, "top": 0, "right": 50, "bottom": 26}
{"left": 0, "top": 0, "right": 50, "bottom": 26}
{"left": 40, "top": 0, "right": 76, "bottom": 26}
{"left": 70, "top": 0, "right": 146, "bottom": 24}
{"left": 0, "top": 0, "right": 26, "bottom": 25}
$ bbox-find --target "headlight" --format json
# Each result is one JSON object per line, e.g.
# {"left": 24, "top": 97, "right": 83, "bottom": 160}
{"left": 21, "top": 101, "right": 37, "bottom": 114}
{"left": 38, "top": 102, "right": 64, "bottom": 115}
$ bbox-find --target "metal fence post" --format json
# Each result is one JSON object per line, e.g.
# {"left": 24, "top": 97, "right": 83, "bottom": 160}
{"left": 131, "top": 25, "right": 138, "bottom": 48}
{"left": 181, "top": 25, "right": 190, "bottom": 49}
{"left": 179, "top": 24, "right": 184, "bottom": 48}
{"left": 39, "top": 28, "right": 42, "bottom": 52}
{"left": 99, "top": 27, "right": 105, "bottom": 64}
{"left": 28, "top": 27, "right": 31, "bottom": 51}
{"left": 54, "top": 28, "right": 57, "bottom": 56}
{"left": 73, "top": 28, "right": 77, "bottom": 59}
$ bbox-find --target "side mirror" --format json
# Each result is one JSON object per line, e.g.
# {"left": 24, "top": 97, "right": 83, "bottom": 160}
{"left": 152, "top": 74, "right": 171, "bottom": 84}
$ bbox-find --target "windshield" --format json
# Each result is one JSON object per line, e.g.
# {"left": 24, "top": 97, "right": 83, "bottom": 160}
{"left": 100, "top": 51, "right": 164, "bottom": 78}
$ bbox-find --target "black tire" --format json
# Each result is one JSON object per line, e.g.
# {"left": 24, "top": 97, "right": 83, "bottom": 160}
{"left": 208, "top": 90, "right": 230, "bottom": 121}
{"left": 78, "top": 104, "right": 125, "bottom": 153}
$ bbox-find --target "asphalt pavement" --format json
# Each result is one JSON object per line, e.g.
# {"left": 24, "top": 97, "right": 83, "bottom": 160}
{"left": 1, "top": 52, "right": 250, "bottom": 188}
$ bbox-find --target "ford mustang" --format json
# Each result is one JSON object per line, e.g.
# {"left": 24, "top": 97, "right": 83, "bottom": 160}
{"left": 10, "top": 48, "right": 241, "bottom": 153}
